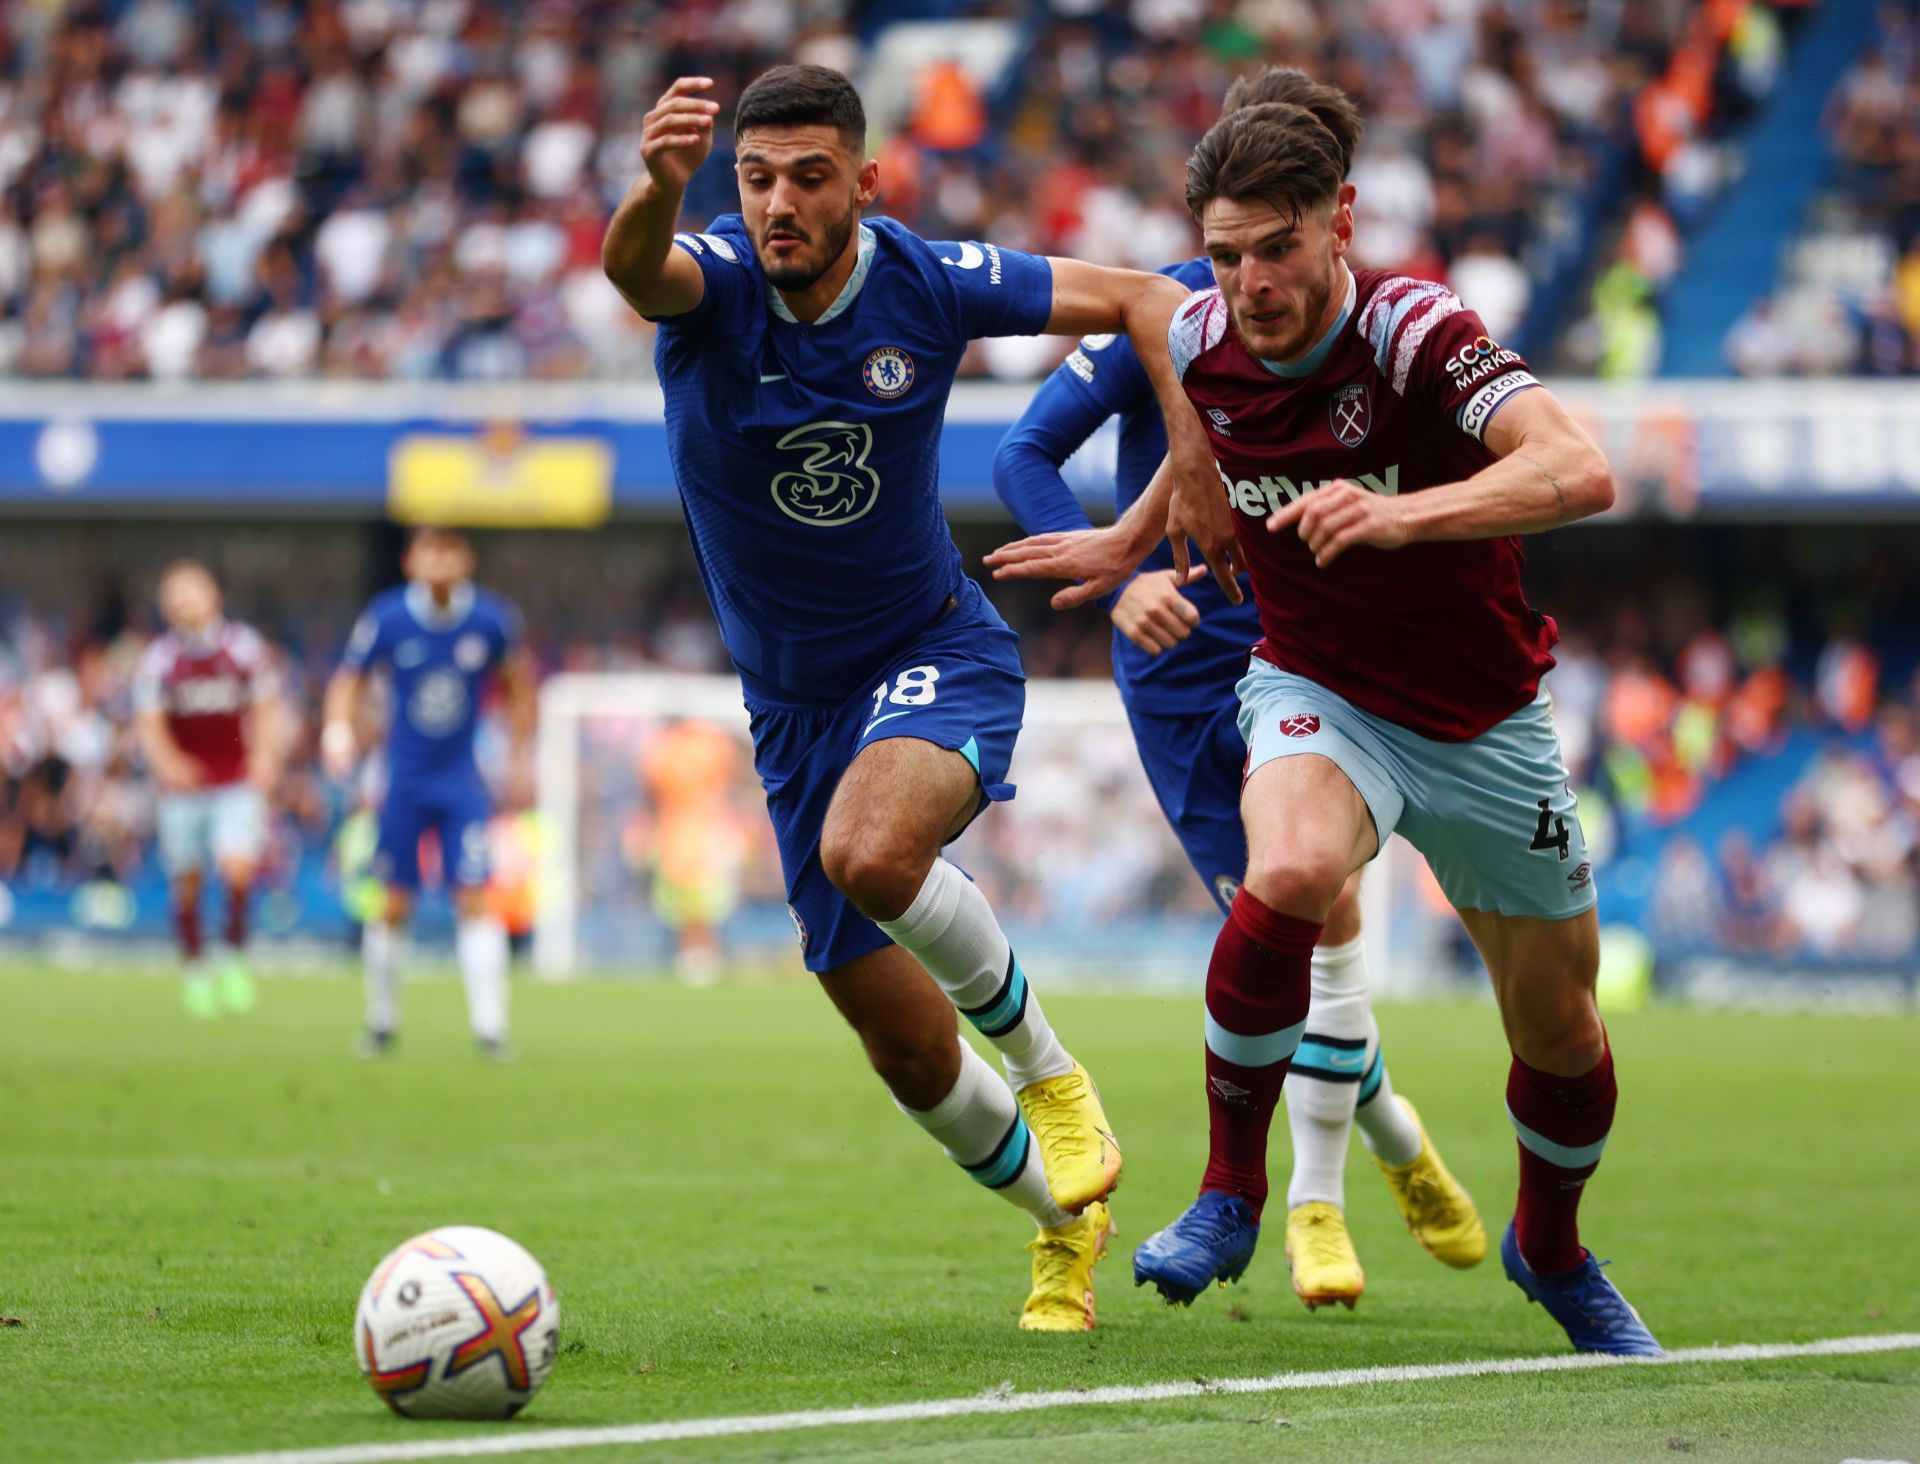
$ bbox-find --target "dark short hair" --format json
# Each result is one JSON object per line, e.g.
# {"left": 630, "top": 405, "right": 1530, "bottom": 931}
{"left": 735, "top": 64, "right": 866, "bottom": 153}
{"left": 1185, "top": 102, "right": 1346, "bottom": 229}
{"left": 406, "top": 525, "right": 470, "bottom": 552}
{"left": 1221, "top": 68, "right": 1363, "bottom": 179}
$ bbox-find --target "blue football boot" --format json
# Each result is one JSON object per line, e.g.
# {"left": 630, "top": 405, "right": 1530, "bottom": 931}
{"left": 1132, "top": 1191, "right": 1260, "bottom": 1305}
{"left": 1501, "top": 1221, "right": 1663, "bottom": 1356}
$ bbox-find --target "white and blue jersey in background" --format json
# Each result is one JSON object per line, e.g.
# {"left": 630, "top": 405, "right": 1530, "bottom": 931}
{"left": 652, "top": 214, "right": 1056, "bottom": 971}
{"left": 993, "top": 255, "right": 1258, "bottom": 914}
{"left": 341, "top": 581, "right": 522, "bottom": 890}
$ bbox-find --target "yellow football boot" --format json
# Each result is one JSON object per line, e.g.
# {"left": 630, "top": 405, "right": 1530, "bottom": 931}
{"left": 1016, "top": 1061, "right": 1122, "bottom": 1214}
{"left": 1285, "top": 1201, "right": 1365, "bottom": 1310}
{"left": 1374, "top": 1095, "right": 1486, "bottom": 1268}
{"left": 1019, "top": 1201, "right": 1111, "bottom": 1332}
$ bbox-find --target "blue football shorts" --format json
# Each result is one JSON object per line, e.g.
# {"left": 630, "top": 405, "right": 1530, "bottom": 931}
{"left": 373, "top": 771, "right": 493, "bottom": 891}
{"left": 747, "top": 589, "right": 1024, "bottom": 973}
{"left": 1124, "top": 695, "right": 1250, "bottom": 917}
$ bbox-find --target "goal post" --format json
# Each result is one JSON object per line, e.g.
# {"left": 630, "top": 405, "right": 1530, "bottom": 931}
{"left": 534, "top": 670, "right": 1447, "bottom": 989}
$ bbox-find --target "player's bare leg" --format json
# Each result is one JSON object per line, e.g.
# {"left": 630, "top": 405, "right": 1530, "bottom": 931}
{"left": 820, "top": 738, "right": 1115, "bottom": 1329}
{"left": 171, "top": 866, "right": 216, "bottom": 1017}
{"left": 213, "top": 851, "right": 259, "bottom": 1014}
{"left": 1460, "top": 904, "right": 1660, "bottom": 1354}
{"left": 453, "top": 884, "right": 510, "bottom": 1059}
{"left": 821, "top": 735, "right": 1118, "bottom": 1209}
{"left": 1137, "top": 753, "right": 1370, "bottom": 1304}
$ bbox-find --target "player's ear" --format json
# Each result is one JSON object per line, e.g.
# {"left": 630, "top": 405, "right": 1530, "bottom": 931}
{"left": 1329, "top": 195, "right": 1353, "bottom": 259}
{"left": 855, "top": 155, "right": 880, "bottom": 208}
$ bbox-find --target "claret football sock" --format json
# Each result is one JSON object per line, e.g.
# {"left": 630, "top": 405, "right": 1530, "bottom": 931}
{"left": 1508, "top": 1042, "right": 1616, "bottom": 1277}
{"left": 879, "top": 858, "right": 1072, "bottom": 1089}
{"left": 175, "top": 891, "right": 203, "bottom": 963}
{"left": 1201, "top": 888, "right": 1317, "bottom": 1219}
{"left": 898, "top": 1038, "right": 1071, "bottom": 1229}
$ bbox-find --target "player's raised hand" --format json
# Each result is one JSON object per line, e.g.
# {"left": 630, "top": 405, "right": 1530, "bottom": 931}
{"left": 642, "top": 77, "right": 720, "bottom": 192}
{"left": 1166, "top": 470, "right": 1244, "bottom": 605}
{"left": 1110, "top": 569, "right": 1203, "bottom": 655}
{"left": 985, "top": 526, "right": 1150, "bottom": 611}
{"left": 1267, "top": 479, "right": 1411, "bottom": 568}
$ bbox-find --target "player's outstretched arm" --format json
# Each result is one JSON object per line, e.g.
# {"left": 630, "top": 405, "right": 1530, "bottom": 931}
{"left": 320, "top": 668, "right": 363, "bottom": 782}
{"left": 1266, "top": 386, "right": 1615, "bottom": 568}
{"left": 499, "top": 646, "right": 537, "bottom": 809}
{"left": 602, "top": 77, "right": 719, "bottom": 320}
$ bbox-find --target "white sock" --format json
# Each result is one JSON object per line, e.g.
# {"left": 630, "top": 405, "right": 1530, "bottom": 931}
{"left": 362, "top": 921, "right": 402, "bottom": 1034}
{"left": 456, "top": 915, "right": 510, "bottom": 1043}
{"left": 878, "top": 859, "right": 1072, "bottom": 1089}
{"left": 1284, "top": 936, "right": 1387, "bottom": 1208}
{"left": 897, "top": 1039, "right": 1070, "bottom": 1229}
{"left": 1353, "top": 1036, "right": 1422, "bottom": 1169}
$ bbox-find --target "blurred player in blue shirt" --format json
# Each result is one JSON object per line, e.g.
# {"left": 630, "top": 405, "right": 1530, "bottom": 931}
{"left": 323, "top": 527, "right": 534, "bottom": 1060}
{"left": 602, "top": 63, "right": 1219, "bottom": 1329}
{"left": 991, "top": 69, "right": 1484, "bottom": 1317}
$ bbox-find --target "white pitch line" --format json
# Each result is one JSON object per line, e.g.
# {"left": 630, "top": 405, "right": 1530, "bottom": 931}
{"left": 143, "top": 1331, "right": 1920, "bottom": 1464}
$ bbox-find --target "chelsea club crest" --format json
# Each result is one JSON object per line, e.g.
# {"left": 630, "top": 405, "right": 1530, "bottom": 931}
{"left": 862, "top": 347, "right": 914, "bottom": 399}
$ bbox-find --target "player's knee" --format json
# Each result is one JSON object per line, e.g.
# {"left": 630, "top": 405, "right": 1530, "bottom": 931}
{"left": 1510, "top": 991, "right": 1605, "bottom": 1076}
{"left": 820, "top": 831, "right": 927, "bottom": 923}
{"left": 1242, "top": 844, "right": 1348, "bottom": 923}
{"left": 1322, "top": 875, "right": 1364, "bottom": 945}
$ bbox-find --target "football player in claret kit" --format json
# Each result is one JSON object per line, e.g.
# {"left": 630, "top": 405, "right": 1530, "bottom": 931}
{"left": 992, "top": 99, "right": 1660, "bottom": 1356}
{"left": 134, "top": 560, "right": 282, "bottom": 1017}
{"left": 322, "top": 527, "right": 534, "bottom": 1061}
{"left": 600, "top": 63, "right": 1220, "bottom": 1330}
{"left": 991, "top": 68, "right": 1483, "bottom": 1315}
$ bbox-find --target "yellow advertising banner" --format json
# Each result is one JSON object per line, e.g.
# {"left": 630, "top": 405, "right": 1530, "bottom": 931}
{"left": 388, "top": 428, "right": 612, "bottom": 527}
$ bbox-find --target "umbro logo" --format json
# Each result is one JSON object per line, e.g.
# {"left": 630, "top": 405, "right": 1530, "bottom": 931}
{"left": 1207, "top": 408, "right": 1233, "bottom": 437}
{"left": 1209, "top": 1075, "right": 1252, "bottom": 1104}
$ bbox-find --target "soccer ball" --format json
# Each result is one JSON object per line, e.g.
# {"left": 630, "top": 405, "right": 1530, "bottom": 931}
{"left": 354, "top": 1225, "right": 560, "bottom": 1419}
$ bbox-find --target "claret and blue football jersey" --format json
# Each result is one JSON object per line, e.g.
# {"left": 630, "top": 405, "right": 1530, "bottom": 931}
{"left": 653, "top": 215, "right": 1055, "bottom": 704}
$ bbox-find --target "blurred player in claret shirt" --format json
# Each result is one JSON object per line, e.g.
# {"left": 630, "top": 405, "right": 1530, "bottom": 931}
{"left": 992, "top": 95, "right": 1660, "bottom": 1357}
{"left": 133, "top": 561, "right": 282, "bottom": 1017}
{"left": 993, "top": 69, "right": 1483, "bottom": 1316}
{"left": 322, "top": 527, "right": 534, "bottom": 1061}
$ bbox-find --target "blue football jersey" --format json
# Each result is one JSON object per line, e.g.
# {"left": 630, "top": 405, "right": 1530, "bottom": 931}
{"left": 653, "top": 215, "right": 1055, "bottom": 703}
{"left": 341, "top": 581, "right": 522, "bottom": 783}
{"left": 995, "top": 256, "right": 1260, "bottom": 715}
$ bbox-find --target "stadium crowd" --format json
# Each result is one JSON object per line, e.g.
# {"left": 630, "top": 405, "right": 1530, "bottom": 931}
{"left": 4, "top": 531, "right": 1917, "bottom": 963}
{"left": 1722, "top": 1, "right": 1920, "bottom": 376}
{"left": 2, "top": 0, "right": 1700, "bottom": 382}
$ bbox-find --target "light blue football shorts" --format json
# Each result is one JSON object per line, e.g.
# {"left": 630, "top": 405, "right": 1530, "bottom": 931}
{"left": 156, "top": 783, "right": 268, "bottom": 878}
{"left": 1236, "top": 661, "right": 1596, "bottom": 921}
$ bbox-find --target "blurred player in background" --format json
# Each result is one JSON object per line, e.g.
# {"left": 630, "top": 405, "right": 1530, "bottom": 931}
{"left": 993, "top": 68, "right": 1483, "bottom": 1314}
{"left": 602, "top": 64, "right": 1219, "bottom": 1329}
{"left": 993, "top": 97, "right": 1660, "bottom": 1356}
{"left": 636, "top": 719, "right": 749, "bottom": 985}
{"left": 134, "top": 560, "right": 281, "bottom": 1016}
{"left": 322, "top": 527, "right": 534, "bottom": 1060}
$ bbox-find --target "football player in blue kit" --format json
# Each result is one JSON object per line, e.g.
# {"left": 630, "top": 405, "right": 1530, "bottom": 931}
{"left": 322, "top": 527, "right": 535, "bottom": 1060}
{"left": 601, "top": 64, "right": 1220, "bottom": 1330}
{"left": 990, "top": 70, "right": 1484, "bottom": 1313}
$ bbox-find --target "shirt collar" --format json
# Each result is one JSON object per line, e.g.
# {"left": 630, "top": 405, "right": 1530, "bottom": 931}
{"left": 1259, "top": 266, "right": 1356, "bottom": 379}
{"left": 405, "top": 580, "right": 474, "bottom": 629}
{"left": 767, "top": 223, "right": 876, "bottom": 326}
{"left": 176, "top": 618, "right": 226, "bottom": 655}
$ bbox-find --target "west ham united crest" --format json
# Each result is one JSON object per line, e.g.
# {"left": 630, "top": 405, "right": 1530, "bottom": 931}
{"left": 862, "top": 346, "right": 914, "bottom": 399}
{"left": 1330, "top": 383, "right": 1372, "bottom": 447}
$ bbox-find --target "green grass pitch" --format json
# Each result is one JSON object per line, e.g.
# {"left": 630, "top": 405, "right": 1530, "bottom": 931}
{"left": 3, "top": 964, "right": 1917, "bottom": 1462}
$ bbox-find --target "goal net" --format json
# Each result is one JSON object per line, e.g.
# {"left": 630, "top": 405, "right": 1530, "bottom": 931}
{"left": 534, "top": 671, "right": 1456, "bottom": 990}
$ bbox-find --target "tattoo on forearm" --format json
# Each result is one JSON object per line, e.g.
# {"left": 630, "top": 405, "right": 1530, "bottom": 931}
{"left": 1521, "top": 453, "right": 1568, "bottom": 518}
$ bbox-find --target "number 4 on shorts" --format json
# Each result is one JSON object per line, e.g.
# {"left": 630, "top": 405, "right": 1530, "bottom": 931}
{"left": 1529, "top": 799, "right": 1571, "bottom": 861}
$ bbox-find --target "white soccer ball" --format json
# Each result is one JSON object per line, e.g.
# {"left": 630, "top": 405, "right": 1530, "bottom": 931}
{"left": 354, "top": 1225, "right": 561, "bottom": 1419}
